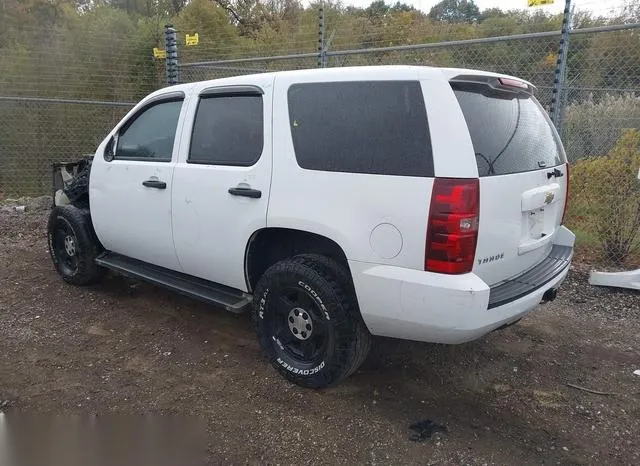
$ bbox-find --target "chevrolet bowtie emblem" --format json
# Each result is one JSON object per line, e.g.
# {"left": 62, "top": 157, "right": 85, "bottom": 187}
{"left": 545, "top": 192, "right": 555, "bottom": 204}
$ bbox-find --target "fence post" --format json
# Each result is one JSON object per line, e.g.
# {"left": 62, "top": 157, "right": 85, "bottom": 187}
{"left": 549, "top": 0, "right": 572, "bottom": 130}
{"left": 165, "top": 24, "right": 179, "bottom": 86}
{"left": 318, "top": 7, "right": 326, "bottom": 68}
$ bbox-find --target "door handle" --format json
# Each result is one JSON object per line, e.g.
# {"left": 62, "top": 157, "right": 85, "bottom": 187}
{"left": 228, "top": 187, "right": 262, "bottom": 199}
{"left": 142, "top": 179, "right": 167, "bottom": 189}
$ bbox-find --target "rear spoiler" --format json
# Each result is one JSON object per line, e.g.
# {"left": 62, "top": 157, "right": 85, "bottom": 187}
{"left": 449, "top": 74, "right": 535, "bottom": 97}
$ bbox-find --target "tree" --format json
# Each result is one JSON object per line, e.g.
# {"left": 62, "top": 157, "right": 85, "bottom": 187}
{"left": 428, "top": 0, "right": 480, "bottom": 23}
{"left": 621, "top": 0, "right": 640, "bottom": 23}
{"left": 390, "top": 2, "right": 414, "bottom": 13}
{"left": 365, "top": 0, "right": 390, "bottom": 19}
{"left": 479, "top": 7, "right": 506, "bottom": 22}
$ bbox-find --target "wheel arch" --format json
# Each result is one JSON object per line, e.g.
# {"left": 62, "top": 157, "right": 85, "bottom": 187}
{"left": 244, "top": 227, "right": 352, "bottom": 293}
{"left": 74, "top": 206, "right": 103, "bottom": 250}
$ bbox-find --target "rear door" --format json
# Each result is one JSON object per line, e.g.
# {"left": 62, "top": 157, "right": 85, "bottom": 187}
{"left": 450, "top": 76, "right": 568, "bottom": 286}
{"left": 171, "top": 79, "right": 273, "bottom": 291}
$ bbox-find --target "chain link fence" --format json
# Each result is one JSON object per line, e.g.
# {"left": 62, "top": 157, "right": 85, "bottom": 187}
{"left": 1, "top": 15, "right": 638, "bottom": 266}
{"left": 0, "top": 24, "right": 163, "bottom": 198}
{"left": 179, "top": 22, "right": 640, "bottom": 267}
{"left": 179, "top": 23, "right": 639, "bottom": 161}
{"left": 0, "top": 97, "right": 133, "bottom": 197}
{"left": 558, "top": 25, "right": 640, "bottom": 267}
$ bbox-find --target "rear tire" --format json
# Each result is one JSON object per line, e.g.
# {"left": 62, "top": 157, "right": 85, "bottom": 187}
{"left": 253, "top": 255, "right": 370, "bottom": 388}
{"left": 47, "top": 205, "right": 105, "bottom": 285}
{"left": 295, "top": 254, "right": 372, "bottom": 378}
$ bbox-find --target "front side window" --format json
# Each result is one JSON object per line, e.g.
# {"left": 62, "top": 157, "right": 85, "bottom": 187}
{"left": 189, "top": 95, "right": 264, "bottom": 166}
{"left": 115, "top": 99, "right": 183, "bottom": 161}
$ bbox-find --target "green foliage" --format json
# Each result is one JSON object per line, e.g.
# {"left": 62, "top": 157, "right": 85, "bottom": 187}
{"left": 0, "top": 0, "right": 637, "bottom": 203}
{"left": 428, "top": 0, "right": 480, "bottom": 24}
{"left": 563, "top": 94, "right": 640, "bottom": 162}
{"left": 365, "top": 0, "right": 415, "bottom": 18}
{"left": 478, "top": 8, "right": 506, "bottom": 21}
{"left": 175, "top": 0, "right": 246, "bottom": 58}
{"left": 567, "top": 130, "right": 640, "bottom": 265}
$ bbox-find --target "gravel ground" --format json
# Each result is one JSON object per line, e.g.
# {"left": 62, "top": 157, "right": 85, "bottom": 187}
{"left": 1, "top": 204, "right": 639, "bottom": 465}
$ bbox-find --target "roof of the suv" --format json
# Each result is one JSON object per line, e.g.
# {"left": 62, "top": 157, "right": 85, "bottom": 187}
{"left": 148, "top": 65, "right": 534, "bottom": 99}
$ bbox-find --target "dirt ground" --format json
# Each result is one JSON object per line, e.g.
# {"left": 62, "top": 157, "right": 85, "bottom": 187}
{"left": 1, "top": 204, "right": 639, "bottom": 465}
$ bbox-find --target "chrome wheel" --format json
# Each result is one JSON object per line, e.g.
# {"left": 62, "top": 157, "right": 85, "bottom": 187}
{"left": 288, "top": 307, "right": 313, "bottom": 340}
{"left": 64, "top": 235, "right": 76, "bottom": 257}
{"left": 51, "top": 220, "right": 79, "bottom": 276}
{"left": 269, "top": 286, "right": 329, "bottom": 365}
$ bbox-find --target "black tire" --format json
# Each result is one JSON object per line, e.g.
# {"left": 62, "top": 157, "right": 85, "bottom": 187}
{"left": 47, "top": 205, "right": 105, "bottom": 285}
{"left": 295, "top": 254, "right": 372, "bottom": 378}
{"left": 253, "top": 255, "right": 370, "bottom": 388}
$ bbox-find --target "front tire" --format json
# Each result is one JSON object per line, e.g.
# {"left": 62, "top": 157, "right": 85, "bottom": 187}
{"left": 47, "top": 205, "right": 105, "bottom": 285}
{"left": 253, "top": 255, "right": 370, "bottom": 388}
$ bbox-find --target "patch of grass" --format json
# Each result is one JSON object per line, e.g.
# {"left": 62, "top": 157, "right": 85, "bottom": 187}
{"left": 571, "top": 227, "right": 600, "bottom": 248}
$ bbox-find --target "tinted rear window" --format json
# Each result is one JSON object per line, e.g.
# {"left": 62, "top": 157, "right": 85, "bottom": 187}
{"left": 287, "top": 81, "right": 433, "bottom": 177}
{"left": 453, "top": 89, "right": 565, "bottom": 177}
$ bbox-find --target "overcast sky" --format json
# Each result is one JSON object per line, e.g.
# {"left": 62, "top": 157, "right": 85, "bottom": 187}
{"left": 334, "top": 0, "right": 628, "bottom": 17}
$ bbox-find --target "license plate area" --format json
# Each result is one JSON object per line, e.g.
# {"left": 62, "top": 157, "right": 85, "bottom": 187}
{"left": 518, "top": 207, "right": 554, "bottom": 255}
{"left": 528, "top": 208, "right": 545, "bottom": 240}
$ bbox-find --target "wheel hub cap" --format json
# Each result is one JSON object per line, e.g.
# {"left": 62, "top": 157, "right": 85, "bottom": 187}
{"left": 288, "top": 308, "right": 313, "bottom": 340}
{"left": 64, "top": 235, "right": 76, "bottom": 257}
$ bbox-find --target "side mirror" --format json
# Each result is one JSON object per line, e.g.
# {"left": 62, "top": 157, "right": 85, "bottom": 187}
{"left": 104, "top": 136, "right": 116, "bottom": 162}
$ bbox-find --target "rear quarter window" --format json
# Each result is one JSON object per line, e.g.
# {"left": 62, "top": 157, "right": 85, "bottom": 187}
{"left": 287, "top": 81, "right": 434, "bottom": 177}
{"left": 453, "top": 88, "right": 565, "bottom": 177}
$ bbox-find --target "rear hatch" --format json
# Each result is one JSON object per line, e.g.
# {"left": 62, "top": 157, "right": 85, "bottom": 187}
{"left": 450, "top": 75, "right": 568, "bottom": 287}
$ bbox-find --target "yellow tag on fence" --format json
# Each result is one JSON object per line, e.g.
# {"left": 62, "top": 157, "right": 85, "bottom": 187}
{"left": 528, "top": 0, "right": 554, "bottom": 6}
{"left": 153, "top": 47, "right": 166, "bottom": 59}
{"left": 186, "top": 33, "right": 199, "bottom": 46}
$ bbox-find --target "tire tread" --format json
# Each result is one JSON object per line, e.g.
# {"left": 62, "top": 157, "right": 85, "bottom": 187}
{"left": 253, "top": 254, "right": 370, "bottom": 388}
{"left": 47, "top": 205, "right": 105, "bottom": 286}
{"left": 294, "top": 254, "right": 371, "bottom": 378}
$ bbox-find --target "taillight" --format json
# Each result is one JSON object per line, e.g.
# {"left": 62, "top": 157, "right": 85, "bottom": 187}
{"left": 425, "top": 178, "right": 479, "bottom": 274}
{"left": 561, "top": 162, "right": 570, "bottom": 224}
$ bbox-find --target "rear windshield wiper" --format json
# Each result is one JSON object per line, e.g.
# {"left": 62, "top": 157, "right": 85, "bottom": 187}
{"left": 474, "top": 99, "right": 522, "bottom": 176}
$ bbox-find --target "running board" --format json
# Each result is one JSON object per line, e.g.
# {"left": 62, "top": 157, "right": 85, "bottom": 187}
{"left": 95, "top": 252, "right": 252, "bottom": 313}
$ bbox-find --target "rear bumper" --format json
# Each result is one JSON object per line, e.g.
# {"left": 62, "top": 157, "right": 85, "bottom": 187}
{"left": 350, "top": 226, "right": 575, "bottom": 344}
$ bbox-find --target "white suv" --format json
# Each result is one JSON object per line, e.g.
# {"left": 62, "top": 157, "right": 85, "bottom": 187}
{"left": 48, "top": 66, "right": 574, "bottom": 388}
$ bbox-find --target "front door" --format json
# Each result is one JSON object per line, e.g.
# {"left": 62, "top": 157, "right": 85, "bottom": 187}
{"left": 171, "top": 79, "right": 273, "bottom": 291}
{"left": 90, "top": 93, "right": 187, "bottom": 271}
